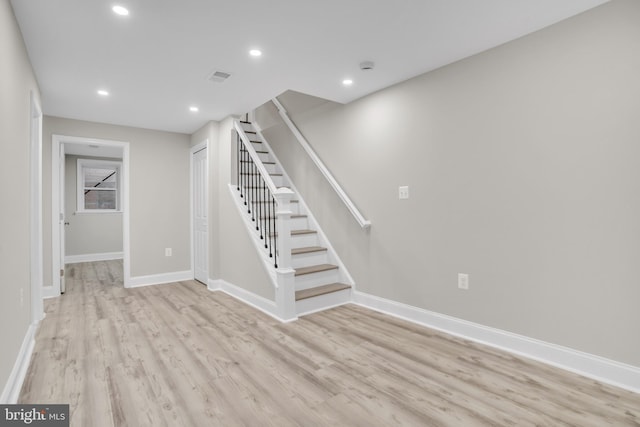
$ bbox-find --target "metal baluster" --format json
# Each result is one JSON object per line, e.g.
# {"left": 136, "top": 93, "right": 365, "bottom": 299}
{"left": 272, "top": 195, "right": 278, "bottom": 268}
{"left": 252, "top": 162, "right": 257, "bottom": 223}
{"left": 258, "top": 177, "right": 264, "bottom": 237}
{"left": 264, "top": 182, "right": 269, "bottom": 249}
{"left": 268, "top": 191, "right": 273, "bottom": 258}
{"left": 246, "top": 150, "right": 251, "bottom": 214}
{"left": 242, "top": 140, "right": 247, "bottom": 207}
{"left": 237, "top": 133, "right": 240, "bottom": 192}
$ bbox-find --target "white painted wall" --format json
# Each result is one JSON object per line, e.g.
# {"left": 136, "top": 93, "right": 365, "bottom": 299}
{"left": 64, "top": 155, "right": 123, "bottom": 257}
{"left": 43, "top": 116, "right": 191, "bottom": 280}
{"left": 0, "top": 0, "right": 41, "bottom": 400}
{"left": 256, "top": 0, "right": 640, "bottom": 367}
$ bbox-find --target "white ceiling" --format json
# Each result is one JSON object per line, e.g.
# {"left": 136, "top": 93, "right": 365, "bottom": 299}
{"left": 12, "top": 0, "right": 608, "bottom": 134}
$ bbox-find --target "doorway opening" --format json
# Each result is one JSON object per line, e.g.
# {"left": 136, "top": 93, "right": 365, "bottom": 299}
{"left": 51, "top": 135, "right": 130, "bottom": 295}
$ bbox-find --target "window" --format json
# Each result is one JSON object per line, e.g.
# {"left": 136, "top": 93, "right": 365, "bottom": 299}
{"left": 77, "top": 159, "right": 122, "bottom": 212}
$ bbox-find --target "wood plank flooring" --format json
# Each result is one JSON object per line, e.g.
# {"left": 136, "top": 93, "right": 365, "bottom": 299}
{"left": 20, "top": 260, "right": 640, "bottom": 426}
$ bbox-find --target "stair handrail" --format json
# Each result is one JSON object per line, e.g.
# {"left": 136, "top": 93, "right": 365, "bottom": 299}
{"left": 270, "top": 97, "right": 371, "bottom": 229}
{"left": 234, "top": 119, "right": 277, "bottom": 194}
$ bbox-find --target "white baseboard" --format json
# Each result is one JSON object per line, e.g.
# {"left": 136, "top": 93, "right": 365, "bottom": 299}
{"left": 65, "top": 251, "right": 123, "bottom": 264}
{"left": 126, "top": 270, "right": 192, "bottom": 288}
{"left": 41, "top": 285, "right": 59, "bottom": 299}
{"left": 1, "top": 323, "right": 38, "bottom": 404}
{"left": 208, "top": 279, "right": 285, "bottom": 322}
{"left": 352, "top": 291, "right": 640, "bottom": 394}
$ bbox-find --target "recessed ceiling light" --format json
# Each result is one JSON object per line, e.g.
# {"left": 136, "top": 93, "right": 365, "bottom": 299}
{"left": 97, "top": 89, "right": 109, "bottom": 96}
{"left": 249, "top": 49, "right": 262, "bottom": 57}
{"left": 189, "top": 106, "right": 199, "bottom": 112}
{"left": 342, "top": 79, "right": 353, "bottom": 86}
{"left": 112, "top": 5, "right": 129, "bottom": 16}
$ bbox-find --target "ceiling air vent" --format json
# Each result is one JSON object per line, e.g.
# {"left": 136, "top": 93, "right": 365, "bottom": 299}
{"left": 208, "top": 70, "right": 231, "bottom": 83}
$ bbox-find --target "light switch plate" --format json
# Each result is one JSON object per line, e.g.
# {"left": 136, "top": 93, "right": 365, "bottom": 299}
{"left": 458, "top": 273, "right": 469, "bottom": 290}
{"left": 399, "top": 186, "right": 409, "bottom": 199}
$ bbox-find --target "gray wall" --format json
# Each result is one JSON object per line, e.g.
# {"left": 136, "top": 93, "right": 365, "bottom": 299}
{"left": 43, "top": 116, "right": 191, "bottom": 280}
{"left": 64, "top": 155, "right": 123, "bottom": 257}
{"left": 190, "top": 119, "right": 274, "bottom": 300}
{"left": 0, "top": 0, "right": 41, "bottom": 397}
{"left": 257, "top": 0, "right": 640, "bottom": 367}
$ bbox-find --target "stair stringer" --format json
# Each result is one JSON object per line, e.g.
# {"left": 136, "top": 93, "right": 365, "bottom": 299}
{"left": 252, "top": 125, "right": 356, "bottom": 291}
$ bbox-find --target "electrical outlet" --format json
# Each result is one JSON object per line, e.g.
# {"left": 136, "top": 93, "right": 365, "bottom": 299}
{"left": 165, "top": 248, "right": 172, "bottom": 257}
{"left": 458, "top": 273, "right": 469, "bottom": 290}
{"left": 399, "top": 186, "right": 409, "bottom": 199}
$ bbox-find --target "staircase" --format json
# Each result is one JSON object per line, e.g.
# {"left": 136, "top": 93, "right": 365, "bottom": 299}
{"left": 233, "top": 119, "right": 353, "bottom": 318}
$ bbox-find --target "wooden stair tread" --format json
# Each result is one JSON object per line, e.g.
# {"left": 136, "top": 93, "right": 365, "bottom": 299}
{"left": 291, "top": 229, "right": 316, "bottom": 236}
{"left": 295, "top": 283, "right": 351, "bottom": 301}
{"left": 242, "top": 172, "right": 282, "bottom": 176}
{"left": 292, "top": 246, "right": 327, "bottom": 255}
{"left": 245, "top": 185, "right": 290, "bottom": 189}
{"left": 270, "top": 229, "right": 315, "bottom": 237}
{"left": 260, "top": 214, "right": 306, "bottom": 220}
{"left": 252, "top": 200, "right": 298, "bottom": 204}
{"left": 241, "top": 160, "right": 275, "bottom": 164}
{"left": 295, "top": 263, "right": 338, "bottom": 276}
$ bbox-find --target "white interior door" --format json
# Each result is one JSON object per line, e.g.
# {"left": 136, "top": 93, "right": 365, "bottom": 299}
{"left": 193, "top": 146, "right": 208, "bottom": 284}
{"left": 59, "top": 143, "right": 66, "bottom": 293}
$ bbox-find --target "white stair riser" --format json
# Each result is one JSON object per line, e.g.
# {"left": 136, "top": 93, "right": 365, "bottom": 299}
{"left": 239, "top": 164, "right": 278, "bottom": 175}
{"left": 246, "top": 192, "right": 279, "bottom": 202}
{"left": 252, "top": 216, "right": 306, "bottom": 229}
{"left": 271, "top": 175, "right": 285, "bottom": 187}
{"left": 289, "top": 232, "right": 318, "bottom": 248}
{"left": 257, "top": 152, "right": 271, "bottom": 162}
{"left": 264, "top": 163, "right": 279, "bottom": 174}
{"left": 289, "top": 216, "right": 308, "bottom": 230}
{"left": 289, "top": 202, "right": 301, "bottom": 215}
{"left": 295, "top": 268, "right": 340, "bottom": 291}
{"left": 292, "top": 251, "right": 329, "bottom": 269}
{"left": 239, "top": 149, "right": 268, "bottom": 161}
{"left": 296, "top": 288, "right": 351, "bottom": 316}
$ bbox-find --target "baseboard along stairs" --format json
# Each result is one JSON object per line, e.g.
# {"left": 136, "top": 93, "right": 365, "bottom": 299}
{"left": 231, "top": 118, "right": 354, "bottom": 320}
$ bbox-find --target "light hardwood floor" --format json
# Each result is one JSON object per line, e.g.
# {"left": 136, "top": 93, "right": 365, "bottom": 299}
{"left": 20, "top": 261, "right": 640, "bottom": 426}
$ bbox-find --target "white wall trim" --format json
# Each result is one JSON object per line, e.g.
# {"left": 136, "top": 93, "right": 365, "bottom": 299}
{"left": 208, "top": 279, "right": 290, "bottom": 323}
{"left": 42, "top": 286, "right": 60, "bottom": 299}
{"left": 65, "top": 252, "right": 124, "bottom": 264}
{"left": 353, "top": 291, "right": 640, "bottom": 394}
{"left": 29, "top": 91, "right": 44, "bottom": 324}
{"left": 127, "top": 270, "right": 192, "bottom": 288}
{"left": 0, "top": 324, "right": 37, "bottom": 404}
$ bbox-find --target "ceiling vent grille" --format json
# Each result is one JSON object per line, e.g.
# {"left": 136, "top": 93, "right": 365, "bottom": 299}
{"left": 208, "top": 70, "right": 231, "bottom": 83}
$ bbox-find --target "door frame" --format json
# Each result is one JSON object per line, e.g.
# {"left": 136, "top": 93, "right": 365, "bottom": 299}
{"left": 190, "top": 140, "right": 209, "bottom": 283}
{"left": 50, "top": 135, "right": 131, "bottom": 295}
{"left": 29, "top": 91, "right": 44, "bottom": 323}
